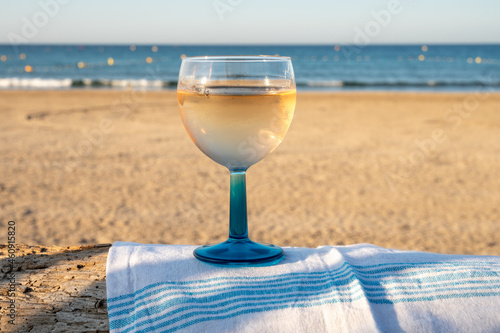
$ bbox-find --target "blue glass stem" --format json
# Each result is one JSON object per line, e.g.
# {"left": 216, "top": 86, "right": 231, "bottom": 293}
{"left": 193, "top": 170, "right": 284, "bottom": 266}
{"left": 229, "top": 171, "right": 248, "bottom": 240}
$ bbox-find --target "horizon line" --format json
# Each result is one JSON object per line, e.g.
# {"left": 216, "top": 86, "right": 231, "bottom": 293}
{"left": 1, "top": 42, "right": 500, "bottom": 47}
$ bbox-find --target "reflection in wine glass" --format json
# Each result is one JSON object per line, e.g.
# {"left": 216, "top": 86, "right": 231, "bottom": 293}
{"left": 177, "top": 56, "right": 296, "bottom": 266}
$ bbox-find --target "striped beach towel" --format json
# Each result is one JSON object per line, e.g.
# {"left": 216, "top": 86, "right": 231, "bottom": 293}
{"left": 106, "top": 242, "right": 500, "bottom": 333}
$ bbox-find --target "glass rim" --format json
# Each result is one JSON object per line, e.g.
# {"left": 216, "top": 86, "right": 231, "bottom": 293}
{"left": 181, "top": 55, "right": 291, "bottom": 62}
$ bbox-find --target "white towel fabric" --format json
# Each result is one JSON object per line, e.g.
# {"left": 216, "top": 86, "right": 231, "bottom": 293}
{"left": 106, "top": 242, "right": 500, "bottom": 333}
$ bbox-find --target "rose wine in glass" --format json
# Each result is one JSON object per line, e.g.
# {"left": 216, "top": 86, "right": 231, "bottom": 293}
{"left": 177, "top": 56, "right": 296, "bottom": 265}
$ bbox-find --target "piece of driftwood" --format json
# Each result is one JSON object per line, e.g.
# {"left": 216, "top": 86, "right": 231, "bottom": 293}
{"left": 0, "top": 244, "right": 111, "bottom": 333}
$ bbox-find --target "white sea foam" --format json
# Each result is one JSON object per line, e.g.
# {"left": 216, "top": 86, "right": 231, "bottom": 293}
{"left": 109, "top": 79, "right": 164, "bottom": 88}
{"left": 0, "top": 77, "right": 169, "bottom": 89}
{"left": 303, "top": 80, "right": 344, "bottom": 87}
{"left": 0, "top": 78, "right": 72, "bottom": 88}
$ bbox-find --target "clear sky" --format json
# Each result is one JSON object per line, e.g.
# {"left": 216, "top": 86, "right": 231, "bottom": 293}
{"left": 1, "top": 0, "right": 499, "bottom": 45}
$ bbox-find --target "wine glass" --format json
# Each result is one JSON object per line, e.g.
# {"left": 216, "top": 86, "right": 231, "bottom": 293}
{"left": 177, "top": 55, "right": 296, "bottom": 265}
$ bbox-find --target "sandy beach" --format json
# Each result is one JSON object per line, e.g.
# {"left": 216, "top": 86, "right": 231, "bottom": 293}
{"left": 1, "top": 90, "right": 499, "bottom": 255}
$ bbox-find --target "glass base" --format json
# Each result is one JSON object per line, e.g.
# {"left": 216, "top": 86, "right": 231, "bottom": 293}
{"left": 194, "top": 238, "right": 284, "bottom": 266}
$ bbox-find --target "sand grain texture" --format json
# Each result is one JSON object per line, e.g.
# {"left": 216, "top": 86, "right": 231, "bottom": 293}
{"left": 1, "top": 90, "right": 499, "bottom": 255}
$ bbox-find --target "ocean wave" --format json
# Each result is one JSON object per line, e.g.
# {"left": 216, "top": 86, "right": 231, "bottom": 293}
{"left": 0, "top": 78, "right": 73, "bottom": 88}
{"left": 296, "top": 80, "right": 500, "bottom": 88}
{"left": 298, "top": 80, "right": 344, "bottom": 87}
{"left": 0, "top": 77, "right": 178, "bottom": 89}
{"left": 72, "top": 78, "right": 174, "bottom": 88}
{"left": 1, "top": 77, "right": 499, "bottom": 90}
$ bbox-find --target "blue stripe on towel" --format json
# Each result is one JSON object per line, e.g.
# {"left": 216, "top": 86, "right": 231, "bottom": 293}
{"left": 108, "top": 264, "right": 352, "bottom": 311}
{"left": 109, "top": 276, "right": 500, "bottom": 330}
{"left": 114, "top": 289, "right": 366, "bottom": 333}
{"left": 110, "top": 272, "right": 362, "bottom": 328}
{"left": 108, "top": 265, "right": 355, "bottom": 313}
{"left": 108, "top": 260, "right": 500, "bottom": 332}
{"left": 109, "top": 277, "right": 500, "bottom": 331}
{"left": 115, "top": 291, "right": 500, "bottom": 333}
{"left": 108, "top": 262, "right": 500, "bottom": 314}
{"left": 107, "top": 260, "right": 499, "bottom": 304}
{"left": 109, "top": 268, "right": 500, "bottom": 320}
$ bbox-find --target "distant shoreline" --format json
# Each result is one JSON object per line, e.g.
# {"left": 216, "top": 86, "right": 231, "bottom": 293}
{"left": 2, "top": 43, "right": 500, "bottom": 47}
{"left": 2, "top": 87, "right": 500, "bottom": 94}
{"left": 0, "top": 78, "right": 498, "bottom": 92}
